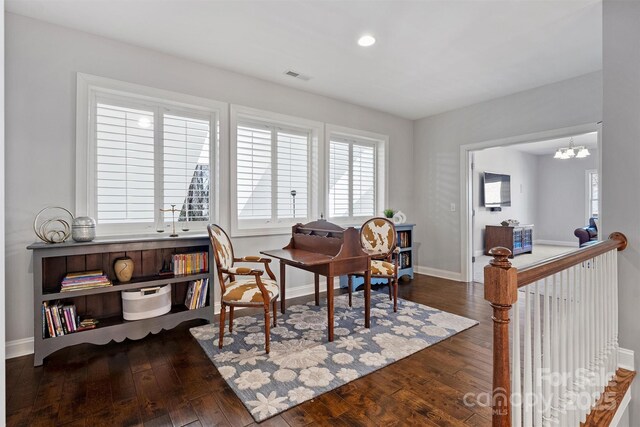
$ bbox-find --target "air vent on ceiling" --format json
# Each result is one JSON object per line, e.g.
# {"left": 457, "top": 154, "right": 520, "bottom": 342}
{"left": 284, "top": 70, "right": 311, "bottom": 81}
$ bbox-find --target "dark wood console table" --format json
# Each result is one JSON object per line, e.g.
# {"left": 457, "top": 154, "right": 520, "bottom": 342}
{"left": 484, "top": 224, "right": 534, "bottom": 257}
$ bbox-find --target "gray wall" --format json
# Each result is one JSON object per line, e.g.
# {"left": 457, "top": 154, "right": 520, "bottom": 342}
{"left": 535, "top": 149, "right": 598, "bottom": 243}
{"left": 603, "top": 0, "right": 640, "bottom": 423}
{"left": 472, "top": 148, "right": 538, "bottom": 254}
{"left": 413, "top": 71, "right": 602, "bottom": 274}
{"left": 5, "top": 14, "right": 414, "bottom": 343}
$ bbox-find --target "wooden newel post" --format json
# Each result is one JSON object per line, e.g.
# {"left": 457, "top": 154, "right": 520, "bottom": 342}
{"left": 484, "top": 246, "right": 518, "bottom": 427}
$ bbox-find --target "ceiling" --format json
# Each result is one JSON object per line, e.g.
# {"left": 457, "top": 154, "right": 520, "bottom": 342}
{"left": 510, "top": 132, "right": 598, "bottom": 155}
{"left": 6, "top": 0, "right": 602, "bottom": 120}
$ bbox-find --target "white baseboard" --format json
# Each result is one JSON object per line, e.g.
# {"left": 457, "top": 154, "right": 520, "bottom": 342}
{"left": 534, "top": 239, "right": 578, "bottom": 247}
{"left": 474, "top": 249, "right": 484, "bottom": 258}
{"left": 6, "top": 279, "right": 341, "bottom": 359}
{"left": 6, "top": 337, "right": 34, "bottom": 359}
{"left": 414, "top": 265, "right": 462, "bottom": 282}
{"left": 618, "top": 347, "right": 634, "bottom": 371}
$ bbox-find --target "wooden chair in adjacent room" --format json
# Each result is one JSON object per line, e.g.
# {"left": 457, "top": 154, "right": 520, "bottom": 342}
{"left": 207, "top": 224, "right": 279, "bottom": 353}
{"left": 348, "top": 217, "right": 400, "bottom": 312}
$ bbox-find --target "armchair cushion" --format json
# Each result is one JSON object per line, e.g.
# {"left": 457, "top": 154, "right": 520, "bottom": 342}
{"left": 371, "top": 260, "right": 395, "bottom": 276}
{"left": 223, "top": 279, "right": 279, "bottom": 304}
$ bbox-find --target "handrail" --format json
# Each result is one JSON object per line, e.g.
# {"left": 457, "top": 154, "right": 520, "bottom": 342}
{"left": 517, "top": 232, "right": 627, "bottom": 287}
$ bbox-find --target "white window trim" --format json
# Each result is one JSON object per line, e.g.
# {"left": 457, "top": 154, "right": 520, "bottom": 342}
{"left": 76, "top": 73, "right": 228, "bottom": 236}
{"left": 230, "top": 105, "right": 323, "bottom": 237}
{"left": 586, "top": 169, "right": 598, "bottom": 221}
{"left": 324, "top": 124, "right": 388, "bottom": 226}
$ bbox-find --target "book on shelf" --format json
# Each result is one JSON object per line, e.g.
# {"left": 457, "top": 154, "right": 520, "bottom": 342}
{"left": 184, "top": 278, "right": 209, "bottom": 310}
{"left": 397, "top": 231, "right": 411, "bottom": 248}
{"left": 42, "top": 301, "right": 84, "bottom": 338}
{"left": 60, "top": 270, "right": 112, "bottom": 292}
{"left": 172, "top": 252, "right": 208, "bottom": 276}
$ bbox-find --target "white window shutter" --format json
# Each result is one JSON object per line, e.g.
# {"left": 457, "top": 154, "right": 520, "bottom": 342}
{"left": 237, "top": 123, "right": 272, "bottom": 220}
{"left": 329, "top": 138, "right": 377, "bottom": 219}
{"left": 95, "top": 103, "right": 155, "bottom": 223}
{"left": 163, "top": 113, "right": 211, "bottom": 224}
{"left": 277, "top": 129, "right": 309, "bottom": 219}
{"left": 352, "top": 143, "right": 376, "bottom": 217}
{"left": 329, "top": 140, "right": 350, "bottom": 218}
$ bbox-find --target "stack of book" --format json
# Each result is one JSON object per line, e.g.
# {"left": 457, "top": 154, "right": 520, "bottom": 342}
{"left": 172, "top": 252, "right": 208, "bottom": 275}
{"left": 42, "top": 301, "right": 77, "bottom": 337}
{"left": 61, "top": 270, "right": 112, "bottom": 292}
{"left": 184, "top": 278, "right": 209, "bottom": 309}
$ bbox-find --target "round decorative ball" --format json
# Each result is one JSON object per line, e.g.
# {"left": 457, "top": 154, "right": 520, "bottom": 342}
{"left": 114, "top": 257, "right": 134, "bottom": 282}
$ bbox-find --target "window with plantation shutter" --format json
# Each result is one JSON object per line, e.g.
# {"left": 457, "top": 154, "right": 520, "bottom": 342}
{"left": 233, "top": 112, "right": 314, "bottom": 233}
{"left": 96, "top": 103, "right": 155, "bottom": 224}
{"left": 328, "top": 135, "right": 380, "bottom": 220}
{"left": 80, "top": 80, "right": 220, "bottom": 234}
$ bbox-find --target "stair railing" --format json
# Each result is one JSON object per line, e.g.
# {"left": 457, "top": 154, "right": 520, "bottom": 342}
{"left": 484, "top": 232, "right": 627, "bottom": 426}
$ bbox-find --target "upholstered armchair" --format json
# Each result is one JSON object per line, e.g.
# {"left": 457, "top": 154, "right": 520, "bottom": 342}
{"left": 574, "top": 217, "right": 598, "bottom": 247}
{"left": 348, "top": 217, "right": 400, "bottom": 312}
{"left": 207, "top": 224, "right": 279, "bottom": 353}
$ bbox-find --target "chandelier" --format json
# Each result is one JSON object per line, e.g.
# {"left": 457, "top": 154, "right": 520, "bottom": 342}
{"left": 553, "top": 137, "right": 590, "bottom": 159}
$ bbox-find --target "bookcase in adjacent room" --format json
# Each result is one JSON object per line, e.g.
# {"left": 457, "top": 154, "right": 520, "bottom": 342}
{"left": 28, "top": 235, "right": 214, "bottom": 366}
{"left": 340, "top": 223, "right": 415, "bottom": 291}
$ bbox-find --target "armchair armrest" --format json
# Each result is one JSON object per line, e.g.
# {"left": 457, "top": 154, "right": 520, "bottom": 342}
{"left": 221, "top": 266, "right": 264, "bottom": 276}
{"left": 233, "top": 256, "right": 276, "bottom": 280}
{"left": 235, "top": 256, "right": 272, "bottom": 263}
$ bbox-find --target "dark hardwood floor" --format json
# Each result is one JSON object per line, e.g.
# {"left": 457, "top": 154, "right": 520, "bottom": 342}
{"left": 6, "top": 275, "right": 493, "bottom": 426}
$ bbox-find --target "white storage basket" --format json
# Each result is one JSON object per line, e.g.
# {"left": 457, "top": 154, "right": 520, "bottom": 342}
{"left": 121, "top": 284, "right": 171, "bottom": 321}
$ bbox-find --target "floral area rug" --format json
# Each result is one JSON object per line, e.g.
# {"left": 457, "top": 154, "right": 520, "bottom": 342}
{"left": 189, "top": 291, "right": 478, "bottom": 422}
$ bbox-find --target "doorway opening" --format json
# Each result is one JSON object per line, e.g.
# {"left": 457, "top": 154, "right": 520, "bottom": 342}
{"left": 460, "top": 124, "right": 601, "bottom": 283}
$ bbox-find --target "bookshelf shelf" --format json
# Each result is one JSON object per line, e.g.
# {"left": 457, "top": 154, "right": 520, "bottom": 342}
{"left": 41, "top": 272, "right": 210, "bottom": 301}
{"left": 28, "top": 235, "right": 214, "bottom": 366}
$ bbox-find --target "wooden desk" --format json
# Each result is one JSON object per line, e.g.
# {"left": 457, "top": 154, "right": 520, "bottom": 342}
{"left": 261, "top": 220, "right": 371, "bottom": 342}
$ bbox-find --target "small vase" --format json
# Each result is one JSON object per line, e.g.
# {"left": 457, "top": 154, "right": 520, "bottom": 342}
{"left": 114, "top": 257, "right": 134, "bottom": 282}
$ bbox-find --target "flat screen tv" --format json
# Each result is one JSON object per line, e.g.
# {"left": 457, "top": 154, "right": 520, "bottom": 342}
{"left": 483, "top": 172, "right": 511, "bottom": 207}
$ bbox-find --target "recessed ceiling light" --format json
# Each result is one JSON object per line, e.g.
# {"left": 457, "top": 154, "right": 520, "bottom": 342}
{"left": 357, "top": 35, "right": 376, "bottom": 47}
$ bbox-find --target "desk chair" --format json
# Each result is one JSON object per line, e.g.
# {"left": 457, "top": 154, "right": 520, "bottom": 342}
{"left": 348, "top": 217, "right": 400, "bottom": 312}
{"left": 207, "top": 224, "right": 279, "bottom": 353}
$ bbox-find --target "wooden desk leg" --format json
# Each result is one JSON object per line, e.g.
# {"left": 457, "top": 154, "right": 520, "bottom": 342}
{"left": 280, "top": 261, "right": 286, "bottom": 314}
{"left": 327, "top": 275, "right": 334, "bottom": 342}
{"left": 364, "top": 268, "right": 371, "bottom": 329}
{"left": 314, "top": 273, "right": 320, "bottom": 306}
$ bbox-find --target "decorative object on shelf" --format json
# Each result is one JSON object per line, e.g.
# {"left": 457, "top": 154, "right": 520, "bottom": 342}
{"left": 114, "top": 257, "right": 134, "bottom": 282}
{"left": 159, "top": 204, "right": 180, "bottom": 237}
{"left": 159, "top": 260, "right": 173, "bottom": 276}
{"left": 71, "top": 216, "right": 96, "bottom": 242}
{"left": 392, "top": 210, "right": 407, "bottom": 224}
{"left": 33, "top": 206, "right": 74, "bottom": 244}
{"left": 553, "top": 136, "right": 590, "bottom": 160}
{"left": 501, "top": 219, "right": 520, "bottom": 226}
{"left": 383, "top": 208, "right": 395, "bottom": 218}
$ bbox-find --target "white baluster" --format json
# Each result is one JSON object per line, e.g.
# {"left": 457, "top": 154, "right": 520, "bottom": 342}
{"left": 524, "top": 288, "right": 533, "bottom": 427}
{"left": 566, "top": 266, "right": 575, "bottom": 425}
{"left": 513, "top": 290, "right": 522, "bottom": 427}
{"left": 556, "top": 270, "right": 566, "bottom": 425}
{"left": 533, "top": 281, "right": 542, "bottom": 426}
{"left": 550, "top": 273, "right": 560, "bottom": 424}
{"left": 542, "top": 277, "right": 552, "bottom": 426}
